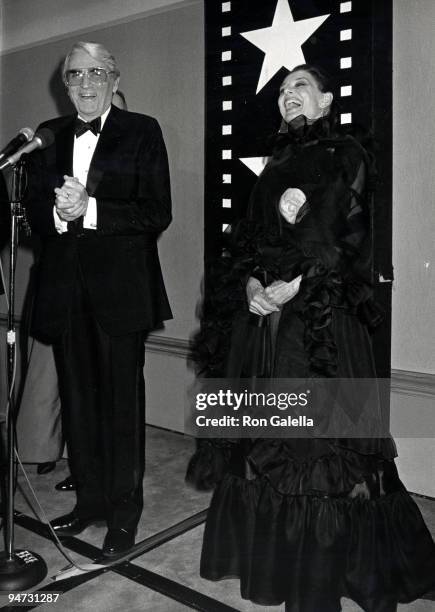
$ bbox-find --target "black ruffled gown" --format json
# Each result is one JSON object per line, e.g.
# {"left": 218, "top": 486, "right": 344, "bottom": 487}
{"left": 189, "top": 119, "right": 435, "bottom": 612}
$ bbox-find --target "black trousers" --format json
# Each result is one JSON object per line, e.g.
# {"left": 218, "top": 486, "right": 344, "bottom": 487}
{"left": 53, "top": 269, "right": 146, "bottom": 531}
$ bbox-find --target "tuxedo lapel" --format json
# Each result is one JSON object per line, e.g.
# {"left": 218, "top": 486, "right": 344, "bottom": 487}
{"left": 86, "top": 106, "right": 123, "bottom": 196}
{"left": 55, "top": 118, "right": 75, "bottom": 177}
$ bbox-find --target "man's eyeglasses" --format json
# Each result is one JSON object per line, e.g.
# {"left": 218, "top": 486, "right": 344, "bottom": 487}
{"left": 65, "top": 67, "right": 115, "bottom": 86}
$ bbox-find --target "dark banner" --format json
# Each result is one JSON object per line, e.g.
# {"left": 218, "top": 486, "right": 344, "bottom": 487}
{"left": 204, "top": 0, "right": 392, "bottom": 375}
{"left": 185, "top": 378, "right": 435, "bottom": 439}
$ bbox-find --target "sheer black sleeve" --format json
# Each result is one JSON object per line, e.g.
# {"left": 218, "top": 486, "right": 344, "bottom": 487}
{"left": 339, "top": 158, "right": 384, "bottom": 328}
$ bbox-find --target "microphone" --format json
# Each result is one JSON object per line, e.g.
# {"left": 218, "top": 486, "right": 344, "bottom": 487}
{"left": 0, "top": 127, "right": 34, "bottom": 162}
{"left": 0, "top": 128, "right": 54, "bottom": 170}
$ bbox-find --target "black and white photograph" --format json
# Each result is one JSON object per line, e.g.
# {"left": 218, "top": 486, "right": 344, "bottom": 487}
{"left": 0, "top": 1, "right": 434, "bottom": 611}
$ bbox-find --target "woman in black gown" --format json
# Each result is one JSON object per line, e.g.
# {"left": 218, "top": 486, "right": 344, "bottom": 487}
{"left": 189, "top": 65, "right": 435, "bottom": 611}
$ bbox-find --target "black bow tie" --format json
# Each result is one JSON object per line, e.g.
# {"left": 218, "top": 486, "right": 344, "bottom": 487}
{"left": 75, "top": 117, "right": 101, "bottom": 137}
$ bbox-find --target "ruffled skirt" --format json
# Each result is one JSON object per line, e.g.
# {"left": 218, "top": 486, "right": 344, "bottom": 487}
{"left": 197, "top": 309, "right": 435, "bottom": 610}
{"left": 200, "top": 451, "right": 435, "bottom": 611}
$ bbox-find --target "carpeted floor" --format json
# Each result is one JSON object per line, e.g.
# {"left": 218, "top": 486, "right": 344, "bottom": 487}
{"left": 2, "top": 426, "right": 434, "bottom": 612}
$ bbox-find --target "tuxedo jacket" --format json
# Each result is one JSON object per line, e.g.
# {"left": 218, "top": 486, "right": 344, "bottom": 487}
{"left": 25, "top": 105, "right": 172, "bottom": 340}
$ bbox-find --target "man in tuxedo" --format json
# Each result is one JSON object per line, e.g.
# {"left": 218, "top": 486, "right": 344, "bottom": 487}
{"left": 17, "top": 89, "right": 130, "bottom": 493}
{"left": 25, "top": 41, "right": 172, "bottom": 557}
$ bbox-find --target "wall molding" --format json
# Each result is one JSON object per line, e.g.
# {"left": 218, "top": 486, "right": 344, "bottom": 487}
{"left": 145, "top": 333, "right": 191, "bottom": 359}
{"left": 390, "top": 369, "right": 435, "bottom": 399}
{"left": 1, "top": 314, "right": 433, "bottom": 389}
{"left": 0, "top": 313, "right": 192, "bottom": 360}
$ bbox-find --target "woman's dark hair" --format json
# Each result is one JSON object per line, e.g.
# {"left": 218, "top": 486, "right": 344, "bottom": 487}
{"left": 287, "top": 63, "right": 333, "bottom": 93}
{"left": 283, "top": 63, "right": 340, "bottom": 128}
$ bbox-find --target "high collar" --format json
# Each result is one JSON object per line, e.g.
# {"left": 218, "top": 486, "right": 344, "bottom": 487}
{"left": 278, "top": 114, "right": 332, "bottom": 144}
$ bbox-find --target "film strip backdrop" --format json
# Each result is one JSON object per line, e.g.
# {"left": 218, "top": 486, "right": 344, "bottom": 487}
{"left": 204, "top": 0, "right": 393, "bottom": 377}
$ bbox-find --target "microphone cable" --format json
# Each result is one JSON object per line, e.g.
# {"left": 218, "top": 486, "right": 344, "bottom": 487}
{"left": 0, "top": 256, "right": 8, "bottom": 311}
{"left": 15, "top": 449, "right": 150, "bottom": 579}
{"left": 0, "top": 309, "right": 18, "bottom": 535}
{"left": 0, "top": 171, "right": 30, "bottom": 532}
{"left": 14, "top": 449, "right": 108, "bottom": 575}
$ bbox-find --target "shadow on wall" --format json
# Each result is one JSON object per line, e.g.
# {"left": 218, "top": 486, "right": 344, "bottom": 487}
{"left": 49, "top": 60, "right": 75, "bottom": 117}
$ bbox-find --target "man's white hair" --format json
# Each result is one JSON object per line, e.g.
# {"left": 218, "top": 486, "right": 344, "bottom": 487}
{"left": 63, "top": 41, "right": 119, "bottom": 82}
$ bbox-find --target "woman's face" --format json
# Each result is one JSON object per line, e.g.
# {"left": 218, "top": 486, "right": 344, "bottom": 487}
{"left": 278, "top": 70, "right": 332, "bottom": 123}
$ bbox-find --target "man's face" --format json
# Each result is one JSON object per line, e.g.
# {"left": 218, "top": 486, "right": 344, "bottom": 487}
{"left": 65, "top": 49, "right": 119, "bottom": 121}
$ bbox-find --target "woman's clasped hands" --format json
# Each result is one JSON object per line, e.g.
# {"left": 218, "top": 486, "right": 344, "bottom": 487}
{"left": 246, "top": 275, "right": 302, "bottom": 316}
{"left": 246, "top": 186, "right": 306, "bottom": 316}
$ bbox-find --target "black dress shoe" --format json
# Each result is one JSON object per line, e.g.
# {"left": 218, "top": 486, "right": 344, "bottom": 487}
{"left": 55, "top": 475, "right": 76, "bottom": 491}
{"left": 102, "top": 528, "right": 135, "bottom": 558}
{"left": 50, "top": 511, "right": 104, "bottom": 537}
{"left": 37, "top": 462, "right": 56, "bottom": 475}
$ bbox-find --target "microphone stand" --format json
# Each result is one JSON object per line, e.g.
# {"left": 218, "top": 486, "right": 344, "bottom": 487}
{"left": 0, "top": 158, "right": 47, "bottom": 589}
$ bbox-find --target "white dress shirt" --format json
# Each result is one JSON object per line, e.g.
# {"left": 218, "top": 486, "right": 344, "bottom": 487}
{"left": 54, "top": 107, "right": 111, "bottom": 233}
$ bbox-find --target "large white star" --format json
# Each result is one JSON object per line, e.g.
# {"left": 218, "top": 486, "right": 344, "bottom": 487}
{"left": 241, "top": 0, "right": 330, "bottom": 93}
{"left": 240, "top": 156, "right": 268, "bottom": 176}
